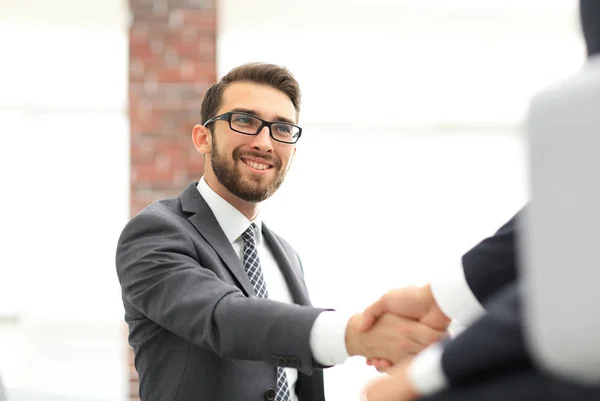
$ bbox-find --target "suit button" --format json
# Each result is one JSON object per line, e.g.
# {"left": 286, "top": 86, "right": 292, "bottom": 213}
{"left": 265, "top": 388, "right": 276, "bottom": 400}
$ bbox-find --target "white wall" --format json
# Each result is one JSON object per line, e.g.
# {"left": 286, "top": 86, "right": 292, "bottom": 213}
{"left": 218, "top": 1, "right": 582, "bottom": 399}
{"left": 0, "top": 0, "right": 585, "bottom": 400}
{"left": 218, "top": 0, "right": 584, "bottom": 126}
{"left": 0, "top": 0, "right": 129, "bottom": 399}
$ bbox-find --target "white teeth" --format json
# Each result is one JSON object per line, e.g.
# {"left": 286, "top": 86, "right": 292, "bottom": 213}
{"left": 245, "top": 160, "right": 270, "bottom": 170}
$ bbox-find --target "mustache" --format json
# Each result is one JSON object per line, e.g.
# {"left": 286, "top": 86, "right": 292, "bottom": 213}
{"left": 234, "top": 149, "right": 281, "bottom": 168}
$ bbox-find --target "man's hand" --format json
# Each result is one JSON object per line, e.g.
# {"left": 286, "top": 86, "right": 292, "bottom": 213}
{"left": 361, "top": 285, "right": 451, "bottom": 332}
{"left": 360, "top": 285, "right": 451, "bottom": 372}
{"left": 363, "top": 362, "right": 419, "bottom": 401}
{"left": 345, "top": 313, "right": 445, "bottom": 365}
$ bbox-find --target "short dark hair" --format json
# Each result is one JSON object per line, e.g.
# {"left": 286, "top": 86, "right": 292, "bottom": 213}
{"left": 200, "top": 62, "right": 302, "bottom": 125}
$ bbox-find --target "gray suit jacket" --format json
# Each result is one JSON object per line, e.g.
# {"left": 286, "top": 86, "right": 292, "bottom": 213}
{"left": 116, "top": 182, "right": 327, "bottom": 401}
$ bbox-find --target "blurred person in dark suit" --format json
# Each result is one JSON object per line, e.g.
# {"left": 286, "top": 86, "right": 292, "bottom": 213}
{"left": 116, "top": 62, "right": 445, "bottom": 401}
{"left": 361, "top": 1, "right": 600, "bottom": 400}
{"left": 360, "top": 209, "right": 523, "bottom": 399}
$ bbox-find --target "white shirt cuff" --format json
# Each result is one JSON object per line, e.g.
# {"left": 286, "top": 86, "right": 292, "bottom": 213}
{"left": 407, "top": 342, "right": 448, "bottom": 396}
{"left": 430, "top": 261, "right": 486, "bottom": 327}
{"left": 309, "top": 311, "right": 351, "bottom": 366}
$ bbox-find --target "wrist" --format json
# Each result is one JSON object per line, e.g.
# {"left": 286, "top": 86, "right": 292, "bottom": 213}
{"left": 345, "top": 313, "right": 363, "bottom": 357}
{"left": 420, "top": 284, "right": 451, "bottom": 330}
{"left": 397, "top": 362, "right": 421, "bottom": 401}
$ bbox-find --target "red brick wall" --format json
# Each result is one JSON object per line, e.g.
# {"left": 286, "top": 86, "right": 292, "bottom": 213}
{"left": 128, "top": 0, "right": 216, "bottom": 399}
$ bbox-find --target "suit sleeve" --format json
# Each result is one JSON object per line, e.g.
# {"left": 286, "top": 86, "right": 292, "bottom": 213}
{"left": 461, "top": 207, "right": 525, "bottom": 306}
{"left": 439, "top": 284, "right": 528, "bottom": 386}
{"left": 116, "top": 211, "right": 325, "bottom": 375}
{"left": 409, "top": 284, "right": 529, "bottom": 396}
{"left": 296, "top": 251, "right": 352, "bottom": 366}
{"left": 429, "top": 207, "right": 526, "bottom": 327}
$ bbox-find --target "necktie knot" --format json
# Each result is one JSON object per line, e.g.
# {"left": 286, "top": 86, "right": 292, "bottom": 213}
{"left": 241, "top": 223, "right": 257, "bottom": 245}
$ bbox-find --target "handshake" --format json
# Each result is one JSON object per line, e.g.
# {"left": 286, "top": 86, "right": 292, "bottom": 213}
{"left": 343, "top": 284, "right": 450, "bottom": 371}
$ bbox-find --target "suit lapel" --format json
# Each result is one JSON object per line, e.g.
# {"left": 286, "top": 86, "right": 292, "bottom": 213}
{"left": 262, "top": 224, "right": 311, "bottom": 306}
{"left": 180, "top": 183, "right": 255, "bottom": 297}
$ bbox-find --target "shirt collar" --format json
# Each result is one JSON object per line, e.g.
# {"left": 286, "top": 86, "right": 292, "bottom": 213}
{"left": 196, "top": 177, "right": 263, "bottom": 244}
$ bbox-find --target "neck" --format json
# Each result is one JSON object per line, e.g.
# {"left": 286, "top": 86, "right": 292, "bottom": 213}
{"left": 204, "top": 174, "right": 260, "bottom": 221}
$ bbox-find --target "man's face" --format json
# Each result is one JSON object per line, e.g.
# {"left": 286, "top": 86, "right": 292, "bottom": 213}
{"left": 207, "top": 82, "right": 298, "bottom": 203}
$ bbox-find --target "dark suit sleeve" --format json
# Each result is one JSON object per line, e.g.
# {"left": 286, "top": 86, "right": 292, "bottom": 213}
{"left": 462, "top": 205, "right": 527, "bottom": 306}
{"left": 440, "top": 284, "right": 530, "bottom": 387}
{"left": 116, "top": 211, "right": 325, "bottom": 375}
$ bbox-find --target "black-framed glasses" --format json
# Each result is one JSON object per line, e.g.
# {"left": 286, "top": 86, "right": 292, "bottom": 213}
{"left": 203, "top": 111, "right": 302, "bottom": 144}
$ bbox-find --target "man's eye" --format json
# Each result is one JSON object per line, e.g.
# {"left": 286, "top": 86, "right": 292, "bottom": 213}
{"left": 274, "top": 124, "right": 292, "bottom": 134}
{"left": 234, "top": 116, "right": 252, "bottom": 124}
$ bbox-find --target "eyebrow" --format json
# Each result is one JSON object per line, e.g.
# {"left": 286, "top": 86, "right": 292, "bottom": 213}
{"left": 229, "top": 107, "right": 296, "bottom": 124}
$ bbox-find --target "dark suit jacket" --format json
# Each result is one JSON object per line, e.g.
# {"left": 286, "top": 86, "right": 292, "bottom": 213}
{"left": 441, "top": 285, "right": 527, "bottom": 387}
{"left": 461, "top": 207, "right": 525, "bottom": 306}
{"left": 431, "top": 283, "right": 600, "bottom": 400}
{"left": 441, "top": 208, "right": 528, "bottom": 386}
{"left": 116, "top": 182, "right": 326, "bottom": 401}
{"left": 440, "top": 203, "right": 600, "bottom": 394}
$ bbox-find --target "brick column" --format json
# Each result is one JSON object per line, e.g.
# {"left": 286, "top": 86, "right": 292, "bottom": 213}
{"left": 128, "top": 0, "right": 216, "bottom": 399}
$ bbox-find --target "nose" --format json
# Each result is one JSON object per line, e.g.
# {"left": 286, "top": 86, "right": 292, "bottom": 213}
{"left": 250, "top": 125, "right": 274, "bottom": 153}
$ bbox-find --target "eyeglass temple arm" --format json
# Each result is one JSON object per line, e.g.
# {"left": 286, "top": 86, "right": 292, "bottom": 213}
{"left": 202, "top": 113, "right": 229, "bottom": 127}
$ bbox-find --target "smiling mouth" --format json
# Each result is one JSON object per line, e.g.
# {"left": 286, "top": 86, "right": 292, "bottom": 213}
{"left": 241, "top": 158, "right": 273, "bottom": 171}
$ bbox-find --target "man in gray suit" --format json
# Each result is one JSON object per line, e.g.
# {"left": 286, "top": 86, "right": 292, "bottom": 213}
{"left": 116, "top": 62, "right": 445, "bottom": 401}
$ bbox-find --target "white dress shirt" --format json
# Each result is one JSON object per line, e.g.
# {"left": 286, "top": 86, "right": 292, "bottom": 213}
{"left": 197, "top": 178, "right": 350, "bottom": 399}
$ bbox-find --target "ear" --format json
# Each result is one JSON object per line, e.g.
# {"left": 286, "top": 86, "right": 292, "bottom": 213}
{"left": 192, "top": 124, "right": 212, "bottom": 155}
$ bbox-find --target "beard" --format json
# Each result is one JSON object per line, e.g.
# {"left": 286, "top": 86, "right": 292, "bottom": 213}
{"left": 210, "top": 136, "right": 288, "bottom": 203}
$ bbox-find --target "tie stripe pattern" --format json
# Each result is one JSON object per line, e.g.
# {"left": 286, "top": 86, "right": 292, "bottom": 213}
{"left": 241, "top": 224, "right": 292, "bottom": 401}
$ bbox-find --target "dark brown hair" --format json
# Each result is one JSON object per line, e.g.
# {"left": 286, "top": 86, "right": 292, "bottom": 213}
{"left": 200, "top": 62, "right": 301, "bottom": 124}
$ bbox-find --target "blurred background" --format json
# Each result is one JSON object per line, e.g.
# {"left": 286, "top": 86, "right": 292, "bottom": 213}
{"left": 0, "top": 0, "right": 584, "bottom": 399}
